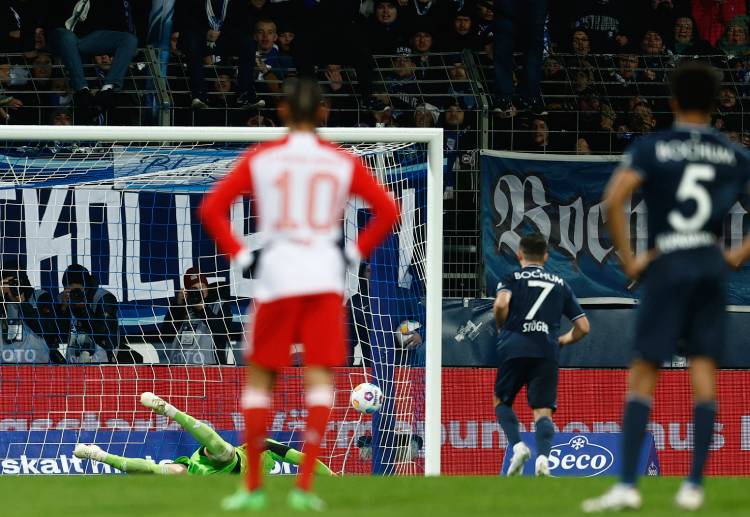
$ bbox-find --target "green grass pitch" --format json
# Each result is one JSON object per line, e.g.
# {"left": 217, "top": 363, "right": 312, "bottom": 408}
{"left": 5, "top": 476, "right": 748, "bottom": 517}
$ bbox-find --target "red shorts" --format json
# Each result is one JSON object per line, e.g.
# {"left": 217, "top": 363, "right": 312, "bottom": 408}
{"left": 245, "top": 292, "right": 346, "bottom": 369}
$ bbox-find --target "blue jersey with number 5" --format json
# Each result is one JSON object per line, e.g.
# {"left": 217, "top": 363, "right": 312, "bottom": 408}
{"left": 496, "top": 266, "right": 585, "bottom": 362}
{"left": 620, "top": 125, "right": 750, "bottom": 251}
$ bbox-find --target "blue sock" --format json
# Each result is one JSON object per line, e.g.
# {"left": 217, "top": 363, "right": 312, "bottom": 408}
{"left": 620, "top": 396, "right": 652, "bottom": 486}
{"left": 496, "top": 404, "right": 521, "bottom": 446}
{"left": 689, "top": 401, "right": 716, "bottom": 486}
{"left": 535, "top": 416, "right": 554, "bottom": 457}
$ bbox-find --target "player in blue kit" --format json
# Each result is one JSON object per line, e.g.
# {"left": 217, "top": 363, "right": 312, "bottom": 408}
{"left": 582, "top": 61, "right": 750, "bottom": 513}
{"left": 493, "top": 233, "right": 590, "bottom": 477}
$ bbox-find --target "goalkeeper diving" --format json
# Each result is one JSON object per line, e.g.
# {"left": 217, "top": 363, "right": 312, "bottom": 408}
{"left": 73, "top": 392, "right": 334, "bottom": 477}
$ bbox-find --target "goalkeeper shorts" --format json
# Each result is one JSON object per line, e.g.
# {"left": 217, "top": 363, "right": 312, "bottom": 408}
{"left": 246, "top": 292, "right": 346, "bottom": 369}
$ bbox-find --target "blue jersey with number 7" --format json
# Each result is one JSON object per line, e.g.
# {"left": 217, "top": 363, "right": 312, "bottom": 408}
{"left": 496, "top": 266, "right": 585, "bottom": 362}
{"left": 620, "top": 125, "right": 750, "bottom": 252}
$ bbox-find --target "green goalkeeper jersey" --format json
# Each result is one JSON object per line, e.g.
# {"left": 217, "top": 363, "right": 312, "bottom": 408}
{"left": 172, "top": 438, "right": 337, "bottom": 477}
{"left": 174, "top": 443, "right": 281, "bottom": 476}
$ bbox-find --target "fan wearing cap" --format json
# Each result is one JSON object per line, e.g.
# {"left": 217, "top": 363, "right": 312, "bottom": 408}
{"left": 57, "top": 264, "right": 119, "bottom": 363}
{"left": 0, "top": 264, "right": 63, "bottom": 364}
{"left": 160, "top": 266, "right": 235, "bottom": 365}
{"left": 384, "top": 46, "right": 424, "bottom": 122}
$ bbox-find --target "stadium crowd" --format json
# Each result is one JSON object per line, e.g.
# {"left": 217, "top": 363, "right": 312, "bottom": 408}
{"left": 0, "top": 1, "right": 750, "bottom": 366}
{"left": 0, "top": 0, "right": 747, "bottom": 153}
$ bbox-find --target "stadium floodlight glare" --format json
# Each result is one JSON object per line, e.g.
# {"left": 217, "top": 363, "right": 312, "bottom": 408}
{"left": 0, "top": 125, "right": 443, "bottom": 476}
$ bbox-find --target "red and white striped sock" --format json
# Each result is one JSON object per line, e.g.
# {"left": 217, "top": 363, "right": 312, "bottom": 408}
{"left": 242, "top": 387, "right": 271, "bottom": 492}
{"left": 297, "top": 385, "right": 334, "bottom": 491}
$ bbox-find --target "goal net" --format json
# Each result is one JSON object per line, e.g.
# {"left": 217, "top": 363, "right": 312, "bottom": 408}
{"left": 0, "top": 126, "right": 443, "bottom": 476}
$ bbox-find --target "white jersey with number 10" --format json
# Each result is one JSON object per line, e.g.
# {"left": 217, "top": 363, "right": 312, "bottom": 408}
{"left": 199, "top": 131, "right": 399, "bottom": 303}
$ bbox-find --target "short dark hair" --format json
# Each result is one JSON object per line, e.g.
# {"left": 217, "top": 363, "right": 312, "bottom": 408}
{"left": 520, "top": 233, "right": 548, "bottom": 260}
{"left": 281, "top": 77, "right": 323, "bottom": 125}
{"left": 669, "top": 60, "right": 721, "bottom": 113}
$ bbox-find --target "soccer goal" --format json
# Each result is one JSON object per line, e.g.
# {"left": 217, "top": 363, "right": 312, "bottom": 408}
{"left": 0, "top": 125, "right": 443, "bottom": 476}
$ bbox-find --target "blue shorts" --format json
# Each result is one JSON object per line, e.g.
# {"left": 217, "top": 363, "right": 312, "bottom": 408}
{"left": 494, "top": 357, "right": 558, "bottom": 410}
{"left": 635, "top": 249, "right": 727, "bottom": 365}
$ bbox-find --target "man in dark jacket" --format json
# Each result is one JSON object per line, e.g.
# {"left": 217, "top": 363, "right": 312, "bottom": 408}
{"left": 173, "top": 0, "right": 264, "bottom": 110}
{"left": 42, "top": 0, "right": 138, "bottom": 113}
{"left": 160, "top": 267, "right": 236, "bottom": 365}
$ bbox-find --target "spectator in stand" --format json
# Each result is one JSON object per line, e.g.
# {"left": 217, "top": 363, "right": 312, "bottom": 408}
{"left": 576, "top": 136, "right": 592, "bottom": 154}
{"left": 713, "top": 85, "right": 744, "bottom": 130}
{"left": 637, "top": 29, "right": 673, "bottom": 106}
{"left": 581, "top": 102, "right": 618, "bottom": 153}
{"left": 57, "top": 264, "right": 119, "bottom": 364}
{"left": 645, "top": 0, "right": 679, "bottom": 42}
{"left": 368, "top": 0, "right": 407, "bottom": 54}
{"left": 628, "top": 99, "right": 657, "bottom": 134}
{"left": 442, "top": 8, "right": 481, "bottom": 52}
{"left": 557, "top": 0, "right": 635, "bottom": 54}
{"left": 398, "top": 0, "right": 453, "bottom": 41}
{"left": 493, "top": 0, "right": 548, "bottom": 118}
{"left": 717, "top": 16, "right": 750, "bottom": 57}
{"left": 43, "top": 0, "right": 138, "bottom": 118}
{"left": 412, "top": 102, "right": 439, "bottom": 128}
{"left": 276, "top": 20, "right": 296, "bottom": 69}
{"left": 520, "top": 116, "right": 554, "bottom": 152}
{"left": 605, "top": 48, "right": 640, "bottom": 112}
{"left": 385, "top": 46, "right": 423, "bottom": 122}
{"left": 91, "top": 53, "right": 139, "bottom": 125}
{"left": 254, "top": 18, "right": 293, "bottom": 86}
{"left": 571, "top": 29, "right": 593, "bottom": 57}
{"left": 446, "top": 63, "right": 477, "bottom": 110}
{"left": 668, "top": 15, "right": 717, "bottom": 56}
{"left": 320, "top": 64, "right": 360, "bottom": 127}
{"left": 692, "top": 0, "right": 745, "bottom": 47}
{"left": 173, "top": 0, "right": 264, "bottom": 111}
{"left": 50, "top": 107, "right": 73, "bottom": 125}
{"left": 12, "top": 52, "right": 55, "bottom": 125}
{"left": 411, "top": 22, "right": 441, "bottom": 81}
{"left": 160, "top": 267, "right": 235, "bottom": 365}
{"left": 540, "top": 56, "right": 574, "bottom": 113}
{"left": 474, "top": 0, "right": 494, "bottom": 46}
{"left": 193, "top": 71, "right": 236, "bottom": 127}
{"left": 573, "top": 62, "right": 597, "bottom": 97}
{"left": 0, "top": 266, "right": 64, "bottom": 364}
{"left": 443, "top": 100, "right": 477, "bottom": 188}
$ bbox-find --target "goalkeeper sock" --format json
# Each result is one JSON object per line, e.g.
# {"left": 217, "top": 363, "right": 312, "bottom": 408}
{"left": 172, "top": 410, "right": 234, "bottom": 463}
{"left": 243, "top": 387, "right": 271, "bottom": 491}
{"left": 102, "top": 453, "right": 161, "bottom": 474}
{"left": 620, "top": 395, "right": 652, "bottom": 486}
{"left": 297, "top": 385, "right": 334, "bottom": 491}
{"left": 535, "top": 416, "right": 554, "bottom": 457}
{"left": 689, "top": 400, "right": 716, "bottom": 486}
{"left": 496, "top": 404, "right": 521, "bottom": 446}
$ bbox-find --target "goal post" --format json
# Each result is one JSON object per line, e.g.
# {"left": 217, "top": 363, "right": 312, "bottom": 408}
{"left": 0, "top": 125, "right": 443, "bottom": 476}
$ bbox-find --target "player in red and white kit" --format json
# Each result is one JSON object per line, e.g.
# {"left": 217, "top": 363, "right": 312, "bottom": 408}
{"left": 199, "top": 78, "right": 399, "bottom": 511}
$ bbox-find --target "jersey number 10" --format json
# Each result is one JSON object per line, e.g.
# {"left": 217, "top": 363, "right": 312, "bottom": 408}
{"left": 667, "top": 164, "right": 715, "bottom": 232}
{"left": 273, "top": 171, "right": 341, "bottom": 231}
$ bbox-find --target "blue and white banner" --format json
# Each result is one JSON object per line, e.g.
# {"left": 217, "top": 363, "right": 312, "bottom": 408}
{"left": 481, "top": 151, "right": 750, "bottom": 304}
{"left": 0, "top": 431, "right": 299, "bottom": 475}
{"left": 0, "top": 146, "right": 427, "bottom": 340}
{"left": 500, "top": 432, "right": 660, "bottom": 477}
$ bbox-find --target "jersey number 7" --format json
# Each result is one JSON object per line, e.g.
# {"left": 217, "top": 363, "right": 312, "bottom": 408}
{"left": 525, "top": 280, "right": 554, "bottom": 320}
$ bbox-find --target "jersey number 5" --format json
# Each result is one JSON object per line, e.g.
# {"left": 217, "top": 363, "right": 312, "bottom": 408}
{"left": 525, "top": 280, "right": 554, "bottom": 320}
{"left": 667, "top": 164, "right": 715, "bottom": 232}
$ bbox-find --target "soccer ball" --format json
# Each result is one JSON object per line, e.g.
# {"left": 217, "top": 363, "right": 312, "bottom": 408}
{"left": 350, "top": 383, "right": 383, "bottom": 414}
